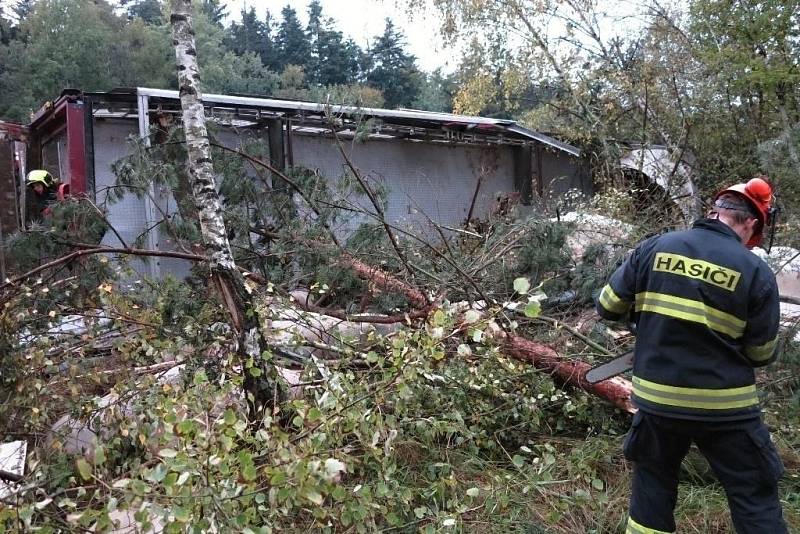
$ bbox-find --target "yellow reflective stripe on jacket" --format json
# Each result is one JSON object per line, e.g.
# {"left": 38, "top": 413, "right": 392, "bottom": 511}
{"left": 626, "top": 516, "right": 674, "bottom": 534}
{"left": 745, "top": 337, "right": 778, "bottom": 362}
{"left": 635, "top": 291, "right": 746, "bottom": 339}
{"left": 599, "top": 284, "right": 631, "bottom": 314}
{"left": 633, "top": 376, "right": 759, "bottom": 410}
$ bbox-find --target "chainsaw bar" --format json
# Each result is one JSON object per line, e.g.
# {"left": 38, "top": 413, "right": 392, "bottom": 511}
{"left": 584, "top": 350, "right": 634, "bottom": 384}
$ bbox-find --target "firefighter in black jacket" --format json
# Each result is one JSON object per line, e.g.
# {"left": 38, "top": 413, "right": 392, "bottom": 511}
{"left": 25, "top": 170, "right": 58, "bottom": 225}
{"left": 596, "top": 177, "right": 786, "bottom": 534}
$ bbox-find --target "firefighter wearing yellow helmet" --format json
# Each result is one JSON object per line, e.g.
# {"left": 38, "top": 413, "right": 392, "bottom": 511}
{"left": 25, "top": 170, "right": 60, "bottom": 225}
{"left": 596, "top": 176, "right": 786, "bottom": 533}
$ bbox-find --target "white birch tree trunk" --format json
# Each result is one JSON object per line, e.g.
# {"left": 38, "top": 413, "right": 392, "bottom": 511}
{"left": 170, "top": 0, "right": 283, "bottom": 421}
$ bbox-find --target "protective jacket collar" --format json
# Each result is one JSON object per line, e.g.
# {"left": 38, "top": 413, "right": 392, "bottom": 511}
{"left": 692, "top": 218, "right": 743, "bottom": 244}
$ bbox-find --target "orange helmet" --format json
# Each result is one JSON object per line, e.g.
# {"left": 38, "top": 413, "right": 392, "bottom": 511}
{"left": 713, "top": 176, "right": 774, "bottom": 248}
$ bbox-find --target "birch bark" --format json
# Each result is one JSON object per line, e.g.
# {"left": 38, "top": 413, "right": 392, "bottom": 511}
{"left": 170, "top": 0, "right": 283, "bottom": 421}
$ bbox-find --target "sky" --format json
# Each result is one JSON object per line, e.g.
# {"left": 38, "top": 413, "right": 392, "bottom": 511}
{"left": 222, "top": 0, "right": 459, "bottom": 72}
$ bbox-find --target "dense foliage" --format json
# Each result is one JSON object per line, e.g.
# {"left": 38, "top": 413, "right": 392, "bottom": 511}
{"left": 0, "top": 0, "right": 453, "bottom": 120}
{"left": 409, "top": 0, "right": 800, "bottom": 212}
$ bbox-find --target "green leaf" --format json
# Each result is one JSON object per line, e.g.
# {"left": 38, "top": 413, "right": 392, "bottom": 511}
{"left": 242, "top": 464, "right": 257, "bottom": 482}
{"left": 94, "top": 446, "right": 106, "bottom": 466}
{"left": 175, "top": 420, "right": 195, "bottom": 435}
{"left": 306, "top": 407, "right": 322, "bottom": 423}
{"left": 592, "top": 478, "right": 604, "bottom": 491}
{"left": 145, "top": 464, "right": 166, "bottom": 483}
{"left": 331, "top": 486, "right": 347, "bottom": 502}
{"left": 574, "top": 488, "right": 590, "bottom": 501}
{"left": 513, "top": 277, "right": 530, "bottom": 294}
{"left": 224, "top": 409, "right": 237, "bottom": 426}
{"left": 130, "top": 480, "right": 151, "bottom": 496}
{"left": 163, "top": 472, "right": 178, "bottom": 488}
{"left": 414, "top": 506, "right": 428, "bottom": 519}
{"left": 270, "top": 471, "right": 287, "bottom": 486}
{"left": 511, "top": 454, "right": 525, "bottom": 468}
{"left": 173, "top": 506, "right": 190, "bottom": 523}
{"left": 76, "top": 458, "right": 92, "bottom": 481}
{"left": 524, "top": 301, "right": 541, "bottom": 318}
{"left": 386, "top": 512, "right": 402, "bottom": 526}
{"left": 193, "top": 370, "right": 208, "bottom": 385}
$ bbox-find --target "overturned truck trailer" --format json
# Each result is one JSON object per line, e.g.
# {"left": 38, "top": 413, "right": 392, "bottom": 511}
{"left": 0, "top": 122, "right": 29, "bottom": 281}
{"left": 620, "top": 144, "right": 702, "bottom": 222}
{"left": 1, "top": 88, "right": 591, "bottom": 278}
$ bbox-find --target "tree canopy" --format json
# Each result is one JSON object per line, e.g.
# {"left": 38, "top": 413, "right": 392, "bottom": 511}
{"left": 365, "top": 19, "right": 423, "bottom": 109}
{"left": 408, "top": 0, "right": 799, "bottom": 202}
{"left": 0, "top": 0, "right": 435, "bottom": 121}
{"left": 1, "top": 0, "right": 798, "bottom": 208}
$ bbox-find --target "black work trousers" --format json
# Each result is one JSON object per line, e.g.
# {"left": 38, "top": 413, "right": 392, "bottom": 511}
{"left": 623, "top": 410, "right": 786, "bottom": 534}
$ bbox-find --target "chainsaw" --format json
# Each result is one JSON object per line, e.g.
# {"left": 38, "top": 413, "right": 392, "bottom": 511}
{"left": 584, "top": 349, "right": 634, "bottom": 384}
{"left": 584, "top": 320, "right": 636, "bottom": 384}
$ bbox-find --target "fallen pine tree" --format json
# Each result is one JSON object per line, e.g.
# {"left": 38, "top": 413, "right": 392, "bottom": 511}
{"left": 337, "top": 252, "right": 636, "bottom": 413}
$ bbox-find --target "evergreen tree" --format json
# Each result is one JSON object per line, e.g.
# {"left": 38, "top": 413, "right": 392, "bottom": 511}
{"left": 275, "top": 5, "right": 310, "bottom": 73}
{"left": 10, "top": 0, "right": 35, "bottom": 24}
{"left": 366, "top": 19, "right": 421, "bottom": 108}
{"left": 314, "top": 27, "right": 360, "bottom": 86}
{"left": 260, "top": 10, "right": 280, "bottom": 72}
{"left": 306, "top": 0, "right": 323, "bottom": 43}
{"left": 123, "top": 16, "right": 175, "bottom": 89}
{"left": 0, "top": 0, "right": 282, "bottom": 119}
{"left": 200, "top": 0, "right": 226, "bottom": 27}
{"left": 123, "top": 0, "right": 163, "bottom": 24}
{"left": 226, "top": 6, "right": 267, "bottom": 59}
{"left": 413, "top": 69, "right": 456, "bottom": 112}
{"left": 0, "top": 6, "right": 12, "bottom": 45}
{"left": 357, "top": 46, "right": 374, "bottom": 83}
{"left": 2, "top": 0, "right": 34, "bottom": 42}
{"left": 304, "top": 1, "right": 360, "bottom": 86}
{"left": 190, "top": 4, "right": 277, "bottom": 96}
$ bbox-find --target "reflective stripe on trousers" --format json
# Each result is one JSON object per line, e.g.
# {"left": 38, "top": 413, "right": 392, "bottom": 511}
{"left": 626, "top": 516, "right": 673, "bottom": 534}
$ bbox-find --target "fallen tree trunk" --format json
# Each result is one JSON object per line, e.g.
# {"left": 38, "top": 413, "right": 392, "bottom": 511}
{"left": 501, "top": 334, "right": 635, "bottom": 413}
{"left": 340, "top": 257, "right": 635, "bottom": 412}
{"left": 340, "top": 254, "right": 430, "bottom": 309}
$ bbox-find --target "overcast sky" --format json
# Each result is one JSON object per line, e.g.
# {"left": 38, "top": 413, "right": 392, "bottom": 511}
{"left": 222, "top": 0, "right": 458, "bottom": 72}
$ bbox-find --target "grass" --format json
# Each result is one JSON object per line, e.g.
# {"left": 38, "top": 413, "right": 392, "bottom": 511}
{"left": 400, "top": 399, "right": 800, "bottom": 533}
